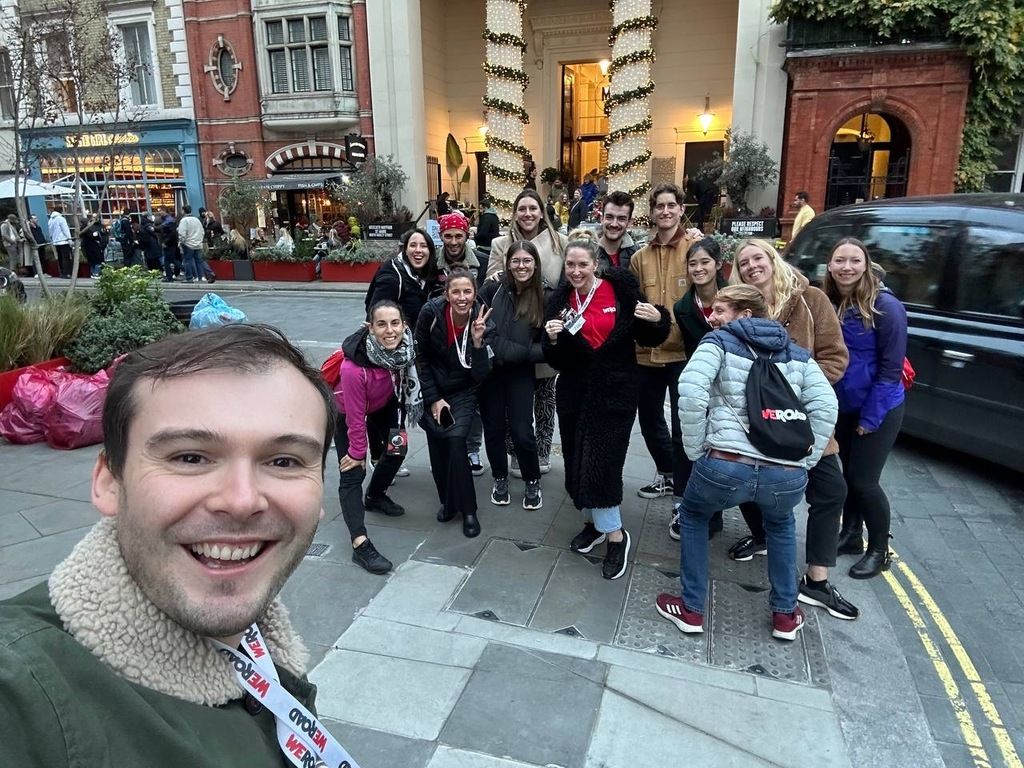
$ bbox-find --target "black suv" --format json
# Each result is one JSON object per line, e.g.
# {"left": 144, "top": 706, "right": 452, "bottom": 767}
{"left": 786, "top": 194, "right": 1024, "bottom": 472}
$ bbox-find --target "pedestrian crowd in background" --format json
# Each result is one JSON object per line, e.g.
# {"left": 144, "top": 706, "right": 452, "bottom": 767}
{"left": 339, "top": 181, "right": 907, "bottom": 643}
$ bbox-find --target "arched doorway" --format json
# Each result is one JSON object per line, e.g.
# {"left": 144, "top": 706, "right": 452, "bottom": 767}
{"left": 825, "top": 112, "right": 911, "bottom": 209}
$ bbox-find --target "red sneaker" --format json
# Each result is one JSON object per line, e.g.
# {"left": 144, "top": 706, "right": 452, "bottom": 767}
{"left": 772, "top": 607, "right": 805, "bottom": 640}
{"left": 655, "top": 593, "right": 704, "bottom": 634}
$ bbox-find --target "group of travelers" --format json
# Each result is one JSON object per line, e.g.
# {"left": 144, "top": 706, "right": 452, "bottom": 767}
{"left": 337, "top": 181, "right": 909, "bottom": 647}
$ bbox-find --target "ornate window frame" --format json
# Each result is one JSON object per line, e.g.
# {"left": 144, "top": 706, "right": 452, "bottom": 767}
{"left": 205, "top": 35, "right": 242, "bottom": 101}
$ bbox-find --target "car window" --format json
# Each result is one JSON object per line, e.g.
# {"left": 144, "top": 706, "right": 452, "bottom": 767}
{"left": 859, "top": 225, "right": 948, "bottom": 307}
{"left": 956, "top": 227, "right": 1024, "bottom": 319}
{"left": 788, "top": 225, "right": 846, "bottom": 285}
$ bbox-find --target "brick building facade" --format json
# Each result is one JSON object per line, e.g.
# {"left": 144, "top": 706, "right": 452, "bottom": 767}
{"left": 779, "top": 45, "right": 973, "bottom": 234}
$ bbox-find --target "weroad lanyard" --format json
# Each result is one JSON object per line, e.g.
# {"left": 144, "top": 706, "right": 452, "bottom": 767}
{"left": 212, "top": 625, "right": 360, "bottom": 768}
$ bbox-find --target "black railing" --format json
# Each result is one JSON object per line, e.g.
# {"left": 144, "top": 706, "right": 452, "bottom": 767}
{"left": 785, "top": 18, "right": 945, "bottom": 51}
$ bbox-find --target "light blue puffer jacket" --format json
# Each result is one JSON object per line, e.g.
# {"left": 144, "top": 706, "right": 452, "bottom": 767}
{"left": 678, "top": 317, "right": 838, "bottom": 468}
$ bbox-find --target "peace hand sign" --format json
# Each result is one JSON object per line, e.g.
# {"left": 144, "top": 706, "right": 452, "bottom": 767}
{"left": 472, "top": 305, "right": 493, "bottom": 347}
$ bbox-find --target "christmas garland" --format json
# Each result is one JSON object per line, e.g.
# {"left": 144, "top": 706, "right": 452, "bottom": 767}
{"left": 609, "top": 15, "right": 658, "bottom": 46}
{"left": 606, "top": 117, "right": 653, "bottom": 144}
{"left": 608, "top": 49, "right": 655, "bottom": 76}
{"left": 482, "top": 30, "right": 527, "bottom": 53}
{"left": 483, "top": 0, "right": 529, "bottom": 222}
{"left": 485, "top": 134, "right": 530, "bottom": 157}
{"left": 605, "top": 150, "right": 652, "bottom": 176}
{"left": 482, "top": 62, "right": 529, "bottom": 89}
{"left": 604, "top": 81, "right": 656, "bottom": 110}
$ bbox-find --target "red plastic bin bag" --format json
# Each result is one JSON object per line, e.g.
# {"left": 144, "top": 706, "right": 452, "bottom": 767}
{"left": 44, "top": 370, "right": 110, "bottom": 450}
{"left": 0, "top": 367, "right": 63, "bottom": 444}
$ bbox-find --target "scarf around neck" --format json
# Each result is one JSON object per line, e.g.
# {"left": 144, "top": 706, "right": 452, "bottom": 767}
{"left": 364, "top": 328, "right": 424, "bottom": 428}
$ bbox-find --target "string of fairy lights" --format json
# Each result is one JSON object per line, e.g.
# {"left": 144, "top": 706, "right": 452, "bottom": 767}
{"left": 605, "top": 0, "right": 658, "bottom": 223}
{"left": 483, "top": 0, "right": 530, "bottom": 221}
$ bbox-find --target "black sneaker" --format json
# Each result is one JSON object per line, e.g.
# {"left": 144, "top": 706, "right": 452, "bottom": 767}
{"left": 468, "top": 452, "right": 485, "bottom": 476}
{"left": 637, "top": 473, "right": 673, "bottom": 499}
{"left": 352, "top": 539, "right": 392, "bottom": 574}
{"left": 364, "top": 494, "right": 405, "bottom": 517}
{"left": 669, "top": 507, "right": 680, "bottom": 541}
{"left": 570, "top": 523, "right": 606, "bottom": 554}
{"left": 797, "top": 575, "right": 859, "bottom": 620}
{"left": 728, "top": 535, "right": 767, "bottom": 562}
{"left": 602, "top": 529, "right": 631, "bottom": 580}
{"left": 490, "top": 477, "right": 510, "bottom": 506}
{"left": 523, "top": 480, "right": 542, "bottom": 510}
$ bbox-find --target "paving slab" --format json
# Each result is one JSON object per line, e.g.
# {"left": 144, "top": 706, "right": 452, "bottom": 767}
{"left": 0, "top": 574, "right": 46, "bottom": 600}
{"left": 19, "top": 499, "right": 101, "bottom": 536}
{"left": 0, "top": 489, "right": 62, "bottom": 514}
{"left": 0, "top": 512, "right": 40, "bottom": 548}
{"left": 0, "top": 525, "right": 93, "bottom": 582}
{"left": 362, "top": 559, "right": 468, "bottom": 631}
{"left": 425, "top": 746, "right": 542, "bottom": 768}
{"left": 453, "top": 614, "right": 600, "bottom": 661}
{"left": 336, "top": 615, "right": 487, "bottom": 668}
{"left": 440, "top": 643, "right": 606, "bottom": 768}
{"left": 319, "top": 718, "right": 434, "bottom": 768}
{"left": 594, "top": 666, "right": 851, "bottom": 767}
{"left": 447, "top": 539, "right": 558, "bottom": 625}
{"left": 311, "top": 649, "right": 472, "bottom": 741}
{"left": 528, "top": 550, "right": 629, "bottom": 642}
{"left": 614, "top": 562, "right": 708, "bottom": 664}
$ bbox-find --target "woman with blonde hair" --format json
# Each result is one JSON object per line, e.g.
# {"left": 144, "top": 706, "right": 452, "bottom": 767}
{"left": 824, "top": 238, "right": 907, "bottom": 579}
{"left": 486, "top": 187, "right": 567, "bottom": 476}
{"left": 543, "top": 229, "right": 669, "bottom": 580}
{"left": 729, "top": 238, "right": 858, "bottom": 621}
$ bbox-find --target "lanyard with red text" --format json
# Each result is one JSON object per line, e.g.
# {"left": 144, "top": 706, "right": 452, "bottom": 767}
{"left": 213, "top": 625, "right": 359, "bottom": 768}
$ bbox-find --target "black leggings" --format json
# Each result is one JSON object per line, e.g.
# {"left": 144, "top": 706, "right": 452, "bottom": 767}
{"left": 333, "top": 400, "right": 402, "bottom": 541}
{"left": 740, "top": 453, "right": 847, "bottom": 567}
{"left": 480, "top": 365, "right": 540, "bottom": 482}
{"left": 636, "top": 361, "right": 686, "bottom": 488}
{"left": 835, "top": 404, "right": 904, "bottom": 550}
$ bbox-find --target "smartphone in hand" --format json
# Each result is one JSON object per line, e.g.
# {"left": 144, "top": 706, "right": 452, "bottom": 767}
{"left": 438, "top": 406, "right": 455, "bottom": 429}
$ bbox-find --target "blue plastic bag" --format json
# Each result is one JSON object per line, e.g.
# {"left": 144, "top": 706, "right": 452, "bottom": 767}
{"left": 189, "top": 293, "right": 247, "bottom": 329}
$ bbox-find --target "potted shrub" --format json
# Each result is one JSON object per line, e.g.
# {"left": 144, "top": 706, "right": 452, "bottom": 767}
{"left": 321, "top": 240, "right": 392, "bottom": 282}
{"left": 0, "top": 293, "right": 91, "bottom": 409}
{"left": 250, "top": 236, "right": 317, "bottom": 282}
{"left": 217, "top": 177, "right": 274, "bottom": 281}
{"left": 700, "top": 129, "right": 780, "bottom": 238}
{"left": 64, "top": 266, "right": 181, "bottom": 374}
{"left": 328, "top": 154, "right": 412, "bottom": 239}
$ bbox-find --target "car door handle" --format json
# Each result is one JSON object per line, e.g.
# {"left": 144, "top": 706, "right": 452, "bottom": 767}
{"left": 942, "top": 349, "right": 975, "bottom": 363}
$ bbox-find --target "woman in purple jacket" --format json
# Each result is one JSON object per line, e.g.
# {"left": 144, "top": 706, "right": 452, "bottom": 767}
{"left": 825, "top": 238, "right": 907, "bottom": 580}
{"left": 333, "top": 300, "right": 421, "bottom": 574}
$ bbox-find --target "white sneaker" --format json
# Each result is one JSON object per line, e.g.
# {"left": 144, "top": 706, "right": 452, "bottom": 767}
{"left": 539, "top": 457, "right": 551, "bottom": 474}
{"left": 468, "top": 452, "right": 485, "bottom": 476}
{"left": 396, "top": 465, "right": 410, "bottom": 477}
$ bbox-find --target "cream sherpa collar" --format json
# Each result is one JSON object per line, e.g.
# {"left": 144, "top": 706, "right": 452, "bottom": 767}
{"left": 48, "top": 517, "right": 309, "bottom": 706}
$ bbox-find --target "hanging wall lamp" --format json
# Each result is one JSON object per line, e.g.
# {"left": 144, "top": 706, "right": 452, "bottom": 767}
{"left": 698, "top": 95, "right": 715, "bottom": 136}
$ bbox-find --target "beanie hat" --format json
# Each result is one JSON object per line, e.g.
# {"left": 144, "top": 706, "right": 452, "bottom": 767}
{"left": 439, "top": 212, "right": 469, "bottom": 234}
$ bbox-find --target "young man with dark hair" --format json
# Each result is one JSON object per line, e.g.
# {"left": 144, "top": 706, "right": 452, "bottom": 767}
{"left": 597, "top": 191, "right": 639, "bottom": 272}
{"left": 628, "top": 183, "right": 702, "bottom": 503}
{"left": 792, "top": 191, "right": 815, "bottom": 238}
{"left": 0, "top": 324, "right": 357, "bottom": 767}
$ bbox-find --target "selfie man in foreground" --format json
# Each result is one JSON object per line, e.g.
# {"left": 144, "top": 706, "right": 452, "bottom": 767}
{"left": 0, "top": 324, "right": 358, "bottom": 768}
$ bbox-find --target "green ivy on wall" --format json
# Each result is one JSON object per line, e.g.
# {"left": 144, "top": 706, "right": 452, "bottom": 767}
{"left": 769, "top": 0, "right": 1024, "bottom": 191}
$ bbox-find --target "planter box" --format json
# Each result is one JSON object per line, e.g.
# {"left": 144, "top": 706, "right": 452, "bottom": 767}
{"left": 0, "top": 357, "right": 68, "bottom": 411}
{"left": 208, "top": 260, "right": 234, "bottom": 280}
{"left": 719, "top": 217, "right": 779, "bottom": 238}
{"left": 231, "top": 260, "right": 254, "bottom": 281}
{"left": 252, "top": 261, "right": 317, "bottom": 282}
{"left": 321, "top": 261, "right": 379, "bottom": 282}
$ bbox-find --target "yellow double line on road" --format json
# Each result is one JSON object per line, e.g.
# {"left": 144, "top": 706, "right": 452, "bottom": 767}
{"left": 883, "top": 552, "right": 1021, "bottom": 768}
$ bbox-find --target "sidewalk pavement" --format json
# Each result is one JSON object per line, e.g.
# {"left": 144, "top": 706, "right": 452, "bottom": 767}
{"left": 0, "top": 410, "right": 944, "bottom": 767}
{"left": 21, "top": 274, "right": 370, "bottom": 294}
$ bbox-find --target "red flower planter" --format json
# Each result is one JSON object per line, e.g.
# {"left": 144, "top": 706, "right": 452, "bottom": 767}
{"left": 321, "top": 262, "right": 379, "bottom": 282}
{"left": 208, "top": 260, "right": 235, "bottom": 280}
{"left": 0, "top": 357, "right": 68, "bottom": 411}
{"left": 252, "top": 261, "right": 317, "bottom": 282}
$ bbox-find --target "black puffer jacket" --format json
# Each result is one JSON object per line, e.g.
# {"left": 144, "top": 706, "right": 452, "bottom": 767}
{"left": 414, "top": 296, "right": 492, "bottom": 406}
{"left": 478, "top": 278, "right": 546, "bottom": 367}
{"left": 365, "top": 256, "right": 436, "bottom": 326}
{"left": 672, "top": 274, "right": 729, "bottom": 360}
{"left": 543, "top": 268, "right": 669, "bottom": 508}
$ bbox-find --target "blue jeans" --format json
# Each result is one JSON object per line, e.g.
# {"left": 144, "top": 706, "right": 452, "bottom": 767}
{"left": 679, "top": 455, "right": 807, "bottom": 615}
{"left": 181, "top": 245, "right": 202, "bottom": 280}
{"left": 583, "top": 506, "right": 622, "bottom": 534}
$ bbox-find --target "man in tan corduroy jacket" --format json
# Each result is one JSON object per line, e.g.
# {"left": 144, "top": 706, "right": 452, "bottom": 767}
{"left": 628, "top": 183, "right": 702, "bottom": 507}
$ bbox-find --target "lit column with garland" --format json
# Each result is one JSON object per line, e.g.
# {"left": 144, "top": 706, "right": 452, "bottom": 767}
{"left": 483, "top": 0, "right": 530, "bottom": 222}
{"left": 605, "top": 0, "right": 657, "bottom": 223}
